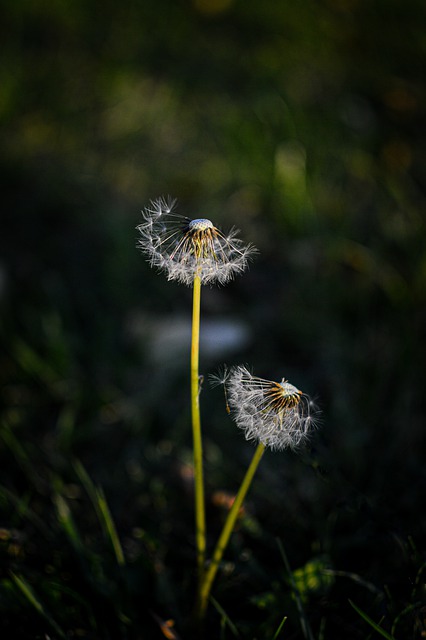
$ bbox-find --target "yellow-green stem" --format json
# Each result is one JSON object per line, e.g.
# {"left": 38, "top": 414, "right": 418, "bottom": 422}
{"left": 198, "top": 442, "right": 266, "bottom": 618}
{"left": 191, "top": 275, "right": 206, "bottom": 587}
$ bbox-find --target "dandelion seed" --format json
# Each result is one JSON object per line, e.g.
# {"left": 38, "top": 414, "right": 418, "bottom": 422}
{"left": 221, "top": 365, "right": 318, "bottom": 451}
{"left": 137, "top": 196, "right": 257, "bottom": 286}
{"left": 210, "top": 365, "right": 232, "bottom": 413}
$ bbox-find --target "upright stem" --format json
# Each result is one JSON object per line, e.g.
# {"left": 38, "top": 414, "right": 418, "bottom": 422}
{"left": 198, "top": 442, "right": 266, "bottom": 619}
{"left": 191, "top": 275, "right": 206, "bottom": 588}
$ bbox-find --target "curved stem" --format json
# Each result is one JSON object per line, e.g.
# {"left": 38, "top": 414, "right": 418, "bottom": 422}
{"left": 198, "top": 442, "right": 266, "bottom": 619}
{"left": 191, "top": 275, "right": 206, "bottom": 588}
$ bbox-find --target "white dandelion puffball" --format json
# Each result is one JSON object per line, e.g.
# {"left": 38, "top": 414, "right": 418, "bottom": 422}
{"left": 217, "top": 365, "right": 318, "bottom": 451}
{"left": 137, "top": 197, "right": 257, "bottom": 286}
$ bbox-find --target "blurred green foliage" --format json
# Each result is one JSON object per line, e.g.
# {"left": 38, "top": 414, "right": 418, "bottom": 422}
{"left": 1, "top": 0, "right": 426, "bottom": 637}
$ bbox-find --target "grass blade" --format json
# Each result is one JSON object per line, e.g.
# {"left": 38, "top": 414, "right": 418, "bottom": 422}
{"left": 272, "top": 615, "right": 288, "bottom": 639}
{"left": 96, "top": 485, "right": 125, "bottom": 567}
{"left": 210, "top": 596, "right": 240, "bottom": 638}
{"left": 11, "top": 572, "right": 67, "bottom": 639}
{"left": 349, "top": 599, "right": 396, "bottom": 640}
{"left": 74, "top": 460, "right": 125, "bottom": 567}
{"left": 73, "top": 459, "right": 101, "bottom": 518}
{"left": 54, "top": 493, "right": 84, "bottom": 554}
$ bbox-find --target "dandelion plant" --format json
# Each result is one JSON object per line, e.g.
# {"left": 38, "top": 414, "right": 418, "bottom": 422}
{"left": 198, "top": 366, "right": 318, "bottom": 617}
{"left": 137, "top": 197, "right": 256, "bottom": 598}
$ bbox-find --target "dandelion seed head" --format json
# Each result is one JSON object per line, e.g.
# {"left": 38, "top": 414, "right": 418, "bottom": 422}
{"left": 222, "top": 365, "right": 318, "bottom": 451}
{"left": 137, "top": 197, "right": 257, "bottom": 286}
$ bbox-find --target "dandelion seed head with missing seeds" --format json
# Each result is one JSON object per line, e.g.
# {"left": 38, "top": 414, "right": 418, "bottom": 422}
{"left": 211, "top": 365, "right": 318, "bottom": 451}
{"left": 137, "top": 196, "right": 257, "bottom": 286}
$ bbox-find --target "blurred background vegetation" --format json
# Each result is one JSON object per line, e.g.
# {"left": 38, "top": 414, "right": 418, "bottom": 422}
{"left": 1, "top": 0, "right": 426, "bottom": 638}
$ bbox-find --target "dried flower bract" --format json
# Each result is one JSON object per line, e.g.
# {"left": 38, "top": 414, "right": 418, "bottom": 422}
{"left": 213, "top": 365, "right": 317, "bottom": 451}
{"left": 137, "top": 197, "right": 256, "bottom": 286}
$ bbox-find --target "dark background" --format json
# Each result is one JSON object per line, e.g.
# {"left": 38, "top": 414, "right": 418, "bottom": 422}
{"left": 1, "top": 0, "right": 425, "bottom": 638}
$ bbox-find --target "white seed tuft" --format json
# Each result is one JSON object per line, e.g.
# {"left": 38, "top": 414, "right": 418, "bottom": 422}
{"left": 222, "top": 365, "right": 318, "bottom": 451}
{"left": 137, "top": 197, "right": 257, "bottom": 287}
